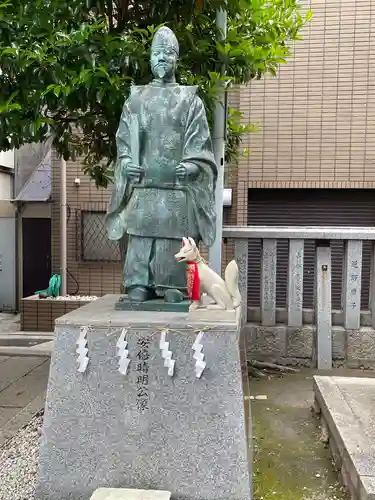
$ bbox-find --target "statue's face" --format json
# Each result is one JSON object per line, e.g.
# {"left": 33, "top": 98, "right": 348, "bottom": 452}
{"left": 150, "top": 44, "right": 178, "bottom": 80}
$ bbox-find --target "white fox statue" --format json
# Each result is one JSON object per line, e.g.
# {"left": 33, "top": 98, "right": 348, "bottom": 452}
{"left": 175, "top": 237, "right": 241, "bottom": 311}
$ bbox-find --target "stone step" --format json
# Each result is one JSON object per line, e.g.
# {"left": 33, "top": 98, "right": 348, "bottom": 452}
{"left": 0, "top": 331, "right": 53, "bottom": 336}
{"left": 90, "top": 489, "right": 171, "bottom": 500}
{"left": 0, "top": 341, "right": 53, "bottom": 357}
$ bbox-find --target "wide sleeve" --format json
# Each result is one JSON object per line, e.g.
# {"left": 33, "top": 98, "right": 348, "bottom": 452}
{"left": 181, "top": 95, "right": 217, "bottom": 180}
{"left": 105, "top": 99, "right": 133, "bottom": 240}
{"left": 181, "top": 95, "right": 218, "bottom": 246}
{"left": 116, "top": 101, "right": 132, "bottom": 166}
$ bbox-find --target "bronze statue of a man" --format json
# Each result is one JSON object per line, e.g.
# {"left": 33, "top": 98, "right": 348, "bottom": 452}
{"left": 106, "top": 26, "right": 217, "bottom": 303}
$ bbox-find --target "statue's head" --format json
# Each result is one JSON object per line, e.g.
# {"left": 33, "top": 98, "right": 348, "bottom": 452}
{"left": 150, "top": 27, "right": 179, "bottom": 81}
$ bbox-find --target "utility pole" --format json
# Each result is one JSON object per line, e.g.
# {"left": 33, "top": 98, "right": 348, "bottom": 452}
{"left": 60, "top": 156, "right": 67, "bottom": 296}
{"left": 208, "top": 5, "right": 227, "bottom": 274}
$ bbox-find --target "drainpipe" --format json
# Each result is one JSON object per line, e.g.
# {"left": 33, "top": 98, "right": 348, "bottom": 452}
{"left": 208, "top": 5, "right": 227, "bottom": 274}
{"left": 60, "top": 157, "right": 67, "bottom": 296}
{"left": 14, "top": 200, "right": 23, "bottom": 310}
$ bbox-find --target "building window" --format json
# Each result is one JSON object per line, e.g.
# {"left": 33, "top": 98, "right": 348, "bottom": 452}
{"left": 80, "top": 211, "right": 122, "bottom": 262}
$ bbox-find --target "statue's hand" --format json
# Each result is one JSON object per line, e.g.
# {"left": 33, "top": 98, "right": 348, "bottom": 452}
{"left": 176, "top": 163, "right": 199, "bottom": 182}
{"left": 126, "top": 163, "right": 144, "bottom": 182}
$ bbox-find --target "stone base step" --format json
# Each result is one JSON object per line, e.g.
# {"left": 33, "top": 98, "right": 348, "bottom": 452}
{"left": 314, "top": 375, "right": 375, "bottom": 500}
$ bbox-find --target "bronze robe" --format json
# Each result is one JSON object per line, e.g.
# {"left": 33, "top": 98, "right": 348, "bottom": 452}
{"left": 105, "top": 81, "right": 217, "bottom": 293}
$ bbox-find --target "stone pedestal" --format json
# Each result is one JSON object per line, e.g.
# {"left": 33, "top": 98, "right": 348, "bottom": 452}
{"left": 36, "top": 295, "right": 251, "bottom": 500}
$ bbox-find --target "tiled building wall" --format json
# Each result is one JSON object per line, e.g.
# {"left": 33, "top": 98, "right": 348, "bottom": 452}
{"left": 51, "top": 151, "right": 123, "bottom": 296}
{"left": 237, "top": 0, "right": 375, "bottom": 224}
{"left": 221, "top": 86, "right": 241, "bottom": 272}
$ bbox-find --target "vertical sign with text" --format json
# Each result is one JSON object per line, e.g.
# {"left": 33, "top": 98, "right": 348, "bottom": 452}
{"left": 135, "top": 337, "right": 151, "bottom": 413}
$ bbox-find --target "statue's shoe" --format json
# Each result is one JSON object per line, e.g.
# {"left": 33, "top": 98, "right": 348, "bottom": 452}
{"left": 164, "top": 289, "right": 185, "bottom": 303}
{"left": 128, "top": 286, "right": 154, "bottom": 302}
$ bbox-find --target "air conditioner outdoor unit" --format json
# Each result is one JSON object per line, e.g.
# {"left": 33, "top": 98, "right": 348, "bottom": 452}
{"left": 223, "top": 188, "right": 232, "bottom": 207}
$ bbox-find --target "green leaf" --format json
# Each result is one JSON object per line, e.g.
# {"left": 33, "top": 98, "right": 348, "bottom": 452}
{"left": 0, "top": 0, "right": 311, "bottom": 186}
{"left": 0, "top": 102, "right": 21, "bottom": 113}
{"left": 305, "top": 10, "right": 314, "bottom": 22}
{"left": 1, "top": 47, "right": 19, "bottom": 56}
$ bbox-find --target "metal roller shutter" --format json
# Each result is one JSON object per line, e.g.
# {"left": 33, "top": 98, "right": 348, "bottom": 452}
{"left": 247, "top": 189, "right": 375, "bottom": 310}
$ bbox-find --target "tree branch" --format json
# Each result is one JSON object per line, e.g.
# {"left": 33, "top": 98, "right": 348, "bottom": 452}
{"left": 251, "top": 360, "right": 299, "bottom": 373}
{"left": 106, "top": 0, "right": 114, "bottom": 31}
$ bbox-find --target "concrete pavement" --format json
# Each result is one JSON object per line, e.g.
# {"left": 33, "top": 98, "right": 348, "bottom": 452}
{"left": 0, "top": 355, "right": 49, "bottom": 447}
{"left": 0, "top": 313, "right": 50, "bottom": 447}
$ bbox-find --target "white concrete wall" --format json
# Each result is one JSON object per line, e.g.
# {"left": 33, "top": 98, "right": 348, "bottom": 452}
{"left": 0, "top": 150, "right": 14, "bottom": 169}
{"left": 0, "top": 163, "right": 16, "bottom": 310}
{"left": 0, "top": 171, "right": 12, "bottom": 200}
{"left": 0, "top": 217, "right": 16, "bottom": 312}
{"left": 22, "top": 203, "right": 52, "bottom": 218}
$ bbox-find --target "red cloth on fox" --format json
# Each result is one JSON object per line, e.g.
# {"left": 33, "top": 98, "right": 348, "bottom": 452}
{"left": 181, "top": 239, "right": 201, "bottom": 301}
{"left": 186, "top": 261, "right": 200, "bottom": 301}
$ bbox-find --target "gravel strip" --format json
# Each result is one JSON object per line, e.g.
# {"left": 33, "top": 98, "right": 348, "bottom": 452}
{"left": 0, "top": 412, "right": 43, "bottom": 500}
{"left": 51, "top": 295, "right": 98, "bottom": 301}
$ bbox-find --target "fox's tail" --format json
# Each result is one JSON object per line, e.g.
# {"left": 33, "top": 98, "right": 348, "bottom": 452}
{"left": 224, "top": 260, "right": 241, "bottom": 309}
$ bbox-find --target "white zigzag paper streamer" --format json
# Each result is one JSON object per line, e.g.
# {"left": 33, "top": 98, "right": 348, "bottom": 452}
{"left": 76, "top": 326, "right": 89, "bottom": 373}
{"left": 192, "top": 331, "right": 206, "bottom": 378}
{"left": 116, "top": 328, "right": 130, "bottom": 375}
{"left": 159, "top": 330, "right": 175, "bottom": 377}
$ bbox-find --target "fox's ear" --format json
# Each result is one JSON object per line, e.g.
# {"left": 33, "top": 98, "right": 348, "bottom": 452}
{"left": 188, "top": 237, "right": 197, "bottom": 249}
{"left": 182, "top": 237, "right": 189, "bottom": 247}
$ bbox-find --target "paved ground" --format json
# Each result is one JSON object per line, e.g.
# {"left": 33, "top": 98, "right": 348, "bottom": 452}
{"left": 315, "top": 375, "right": 375, "bottom": 500}
{"left": 0, "top": 308, "right": 372, "bottom": 499}
{"left": 250, "top": 368, "right": 375, "bottom": 500}
{"left": 0, "top": 313, "right": 50, "bottom": 447}
{"left": 0, "top": 355, "right": 49, "bottom": 447}
{"left": 0, "top": 313, "right": 21, "bottom": 334}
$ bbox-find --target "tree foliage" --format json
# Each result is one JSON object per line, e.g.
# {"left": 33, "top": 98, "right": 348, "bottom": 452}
{"left": 0, "top": 0, "right": 312, "bottom": 187}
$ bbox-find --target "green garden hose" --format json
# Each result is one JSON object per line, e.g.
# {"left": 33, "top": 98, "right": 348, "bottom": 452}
{"left": 35, "top": 274, "right": 61, "bottom": 298}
